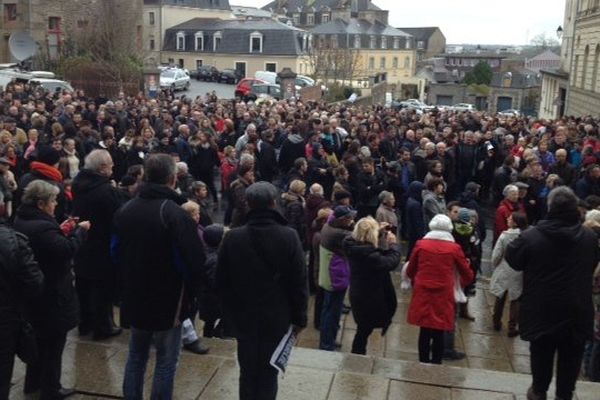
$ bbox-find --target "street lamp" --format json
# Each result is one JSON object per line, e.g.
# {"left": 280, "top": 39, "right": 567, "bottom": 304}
{"left": 557, "top": 25, "right": 563, "bottom": 40}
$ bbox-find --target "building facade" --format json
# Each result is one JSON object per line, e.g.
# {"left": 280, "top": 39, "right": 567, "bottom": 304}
{"left": 162, "top": 18, "right": 309, "bottom": 77}
{"left": 0, "top": 0, "right": 143, "bottom": 64}
{"left": 396, "top": 27, "right": 446, "bottom": 61}
{"left": 143, "top": 0, "right": 233, "bottom": 64}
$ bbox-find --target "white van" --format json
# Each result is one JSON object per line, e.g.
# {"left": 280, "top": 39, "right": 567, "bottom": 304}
{"left": 254, "top": 71, "right": 277, "bottom": 85}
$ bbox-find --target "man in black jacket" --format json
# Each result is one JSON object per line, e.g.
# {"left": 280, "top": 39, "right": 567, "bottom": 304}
{"left": 72, "top": 149, "right": 124, "bottom": 340}
{"left": 0, "top": 191, "right": 43, "bottom": 400}
{"left": 113, "top": 154, "right": 205, "bottom": 400}
{"left": 506, "top": 187, "right": 599, "bottom": 400}
{"left": 217, "top": 181, "right": 308, "bottom": 400}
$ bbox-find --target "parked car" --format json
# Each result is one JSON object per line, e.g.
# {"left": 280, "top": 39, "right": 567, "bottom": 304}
{"left": 160, "top": 68, "right": 190, "bottom": 91}
{"left": 29, "top": 78, "right": 74, "bottom": 93}
{"left": 246, "top": 83, "right": 282, "bottom": 101}
{"left": 498, "top": 109, "right": 521, "bottom": 117}
{"left": 451, "top": 103, "right": 476, "bottom": 112}
{"left": 235, "top": 78, "right": 266, "bottom": 99}
{"left": 392, "top": 98, "right": 434, "bottom": 112}
{"left": 197, "top": 65, "right": 220, "bottom": 82}
{"left": 219, "top": 69, "right": 242, "bottom": 84}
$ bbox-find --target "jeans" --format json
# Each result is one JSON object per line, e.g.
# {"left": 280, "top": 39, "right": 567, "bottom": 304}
{"left": 123, "top": 325, "right": 182, "bottom": 400}
{"left": 529, "top": 331, "right": 586, "bottom": 400}
{"left": 351, "top": 325, "right": 374, "bottom": 355}
{"left": 237, "top": 336, "right": 279, "bottom": 400}
{"left": 419, "top": 327, "right": 444, "bottom": 364}
{"left": 319, "top": 289, "right": 346, "bottom": 351}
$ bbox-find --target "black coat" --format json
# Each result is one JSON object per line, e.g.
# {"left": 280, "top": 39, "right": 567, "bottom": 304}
{"left": 506, "top": 215, "right": 599, "bottom": 342}
{"left": 14, "top": 206, "right": 87, "bottom": 333}
{"left": 0, "top": 224, "right": 43, "bottom": 338}
{"left": 343, "top": 238, "right": 401, "bottom": 330}
{"left": 72, "top": 169, "right": 124, "bottom": 280}
{"left": 112, "top": 183, "right": 205, "bottom": 331}
{"left": 257, "top": 141, "right": 277, "bottom": 182}
{"left": 217, "top": 209, "right": 308, "bottom": 341}
{"left": 405, "top": 181, "right": 425, "bottom": 242}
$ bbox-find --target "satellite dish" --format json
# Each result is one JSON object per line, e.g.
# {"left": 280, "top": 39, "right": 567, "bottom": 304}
{"left": 9, "top": 32, "right": 36, "bottom": 62}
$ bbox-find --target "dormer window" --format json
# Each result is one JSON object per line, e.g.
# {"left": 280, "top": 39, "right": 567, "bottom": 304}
{"left": 354, "top": 34, "right": 361, "bottom": 49}
{"left": 381, "top": 36, "right": 387, "bottom": 49}
{"left": 370, "top": 35, "right": 376, "bottom": 49}
{"left": 194, "top": 32, "right": 204, "bottom": 51}
{"left": 405, "top": 38, "right": 411, "bottom": 49}
{"left": 322, "top": 13, "right": 330, "bottom": 23}
{"left": 417, "top": 40, "right": 425, "bottom": 50}
{"left": 176, "top": 31, "right": 185, "bottom": 50}
{"left": 307, "top": 13, "right": 314, "bottom": 25}
{"left": 293, "top": 13, "right": 300, "bottom": 25}
{"left": 213, "top": 31, "right": 222, "bottom": 51}
{"left": 393, "top": 37, "right": 400, "bottom": 49}
{"left": 250, "top": 31, "right": 263, "bottom": 53}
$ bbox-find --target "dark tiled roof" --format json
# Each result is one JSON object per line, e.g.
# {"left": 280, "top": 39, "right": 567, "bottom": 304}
{"left": 491, "top": 71, "right": 540, "bottom": 88}
{"left": 231, "top": 6, "right": 273, "bottom": 18}
{"left": 164, "top": 18, "right": 306, "bottom": 55}
{"left": 262, "top": 0, "right": 377, "bottom": 12}
{"left": 157, "top": 0, "right": 231, "bottom": 10}
{"left": 396, "top": 27, "right": 440, "bottom": 42}
{"left": 310, "top": 18, "right": 410, "bottom": 37}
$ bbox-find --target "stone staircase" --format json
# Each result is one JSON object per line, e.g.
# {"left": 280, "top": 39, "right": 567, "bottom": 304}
{"left": 9, "top": 332, "right": 600, "bottom": 400}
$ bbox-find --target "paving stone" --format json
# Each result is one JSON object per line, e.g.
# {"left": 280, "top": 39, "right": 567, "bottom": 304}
{"left": 451, "top": 388, "right": 514, "bottom": 399}
{"left": 510, "top": 355, "right": 531, "bottom": 375}
{"left": 388, "top": 380, "right": 451, "bottom": 399}
{"left": 278, "top": 366, "right": 333, "bottom": 400}
{"left": 327, "top": 372, "right": 388, "bottom": 400}
{"left": 341, "top": 354, "right": 374, "bottom": 374}
{"left": 198, "top": 359, "right": 239, "bottom": 400}
{"left": 462, "top": 333, "right": 509, "bottom": 360}
{"left": 173, "top": 354, "right": 224, "bottom": 399}
{"left": 289, "top": 347, "right": 344, "bottom": 371}
{"left": 468, "top": 356, "right": 513, "bottom": 372}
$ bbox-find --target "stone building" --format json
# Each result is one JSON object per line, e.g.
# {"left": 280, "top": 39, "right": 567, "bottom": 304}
{"left": 396, "top": 27, "right": 446, "bottom": 61}
{"left": 0, "top": 0, "right": 143, "bottom": 64}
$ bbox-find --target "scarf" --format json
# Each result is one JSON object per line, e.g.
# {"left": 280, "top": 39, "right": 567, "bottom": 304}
{"left": 30, "top": 161, "right": 63, "bottom": 183}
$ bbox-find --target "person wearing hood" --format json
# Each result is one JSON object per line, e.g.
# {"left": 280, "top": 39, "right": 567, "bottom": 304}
{"left": 451, "top": 208, "right": 480, "bottom": 321}
{"left": 506, "top": 187, "right": 599, "bottom": 400}
{"left": 405, "top": 181, "right": 425, "bottom": 259}
{"left": 490, "top": 211, "right": 528, "bottom": 338}
{"left": 217, "top": 181, "right": 308, "bottom": 400}
{"left": 406, "top": 214, "right": 473, "bottom": 365}
{"left": 343, "top": 217, "right": 401, "bottom": 355}
{"left": 422, "top": 177, "right": 446, "bottom": 229}
{"left": 72, "top": 150, "right": 124, "bottom": 340}
{"left": 17, "top": 146, "right": 67, "bottom": 222}
{"left": 281, "top": 179, "right": 306, "bottom": 246}
{"left": 459, "top": 182, "right": 486, "bottom": 242}
{"left": 278, "top": 126, "right": 305, "bottom": 175}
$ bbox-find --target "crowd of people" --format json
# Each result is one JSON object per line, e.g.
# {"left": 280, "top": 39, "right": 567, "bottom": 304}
{"left": 0, "top": 79, "right": 598, "bottom": 400}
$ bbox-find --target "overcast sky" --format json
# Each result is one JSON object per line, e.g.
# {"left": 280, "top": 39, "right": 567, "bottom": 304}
{"left": 233, "top": 0, "right": 566, "bottom": 45}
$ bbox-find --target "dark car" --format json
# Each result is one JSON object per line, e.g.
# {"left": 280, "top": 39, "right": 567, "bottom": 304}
{"left": 246, "top": 83, "right": 282, "bottom": 102}
{"left": 197, "top": 65, "right": 220, "bottom": 82}
{"left": 219, "top": 69, "right": 241, "bottom": 84}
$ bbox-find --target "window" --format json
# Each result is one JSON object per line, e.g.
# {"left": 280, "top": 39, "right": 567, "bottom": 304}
{"left": 213, "top": 31, "right": 222, "bottom": 51}
{"left": 250, "top": 32, "right": 263, "bottom": 53}
{"left": 380, "top": 57, "right": 386, "bottom": 69}
{"left": 168, "top": 58, "right": 174, "bottom": 64}
{"left": 354, "top": 35, "right": 361, "bottom": 49}
{"left": 593, "top": 45, "right": 600, "bottom": 92}
{"left": 176, "top": 32, "right": 185, "bottom": 50}
{"left": 149, "top": 39, "right": 155, "bottom": 50}
{"left": 417, "top": 40, "right": 425, "bottom": 49}
{"left": 583, "top": 45, "right": 590, "bottom": 88}
{"left": 77, "top": 19, "right": 89, "bottom": 29}
{"left": 370, "top": 35, "right": 376, "bottom": 49}
{"left": 178, "top": 59, "right": 184, "bottom": 68}
{"left": 392, "top": 57, "right": 398, "bottom": 68}
{"left": 265, "top": 62, "right": 277, "bottom": 72}
{"left": 196, "top": 60, "right": 203, "bottom": 69}
{"left": 195, "top": 32, "right": 204, "bottom": 51}
{"left": 3, "top": 4, "right": 16, "bottom": 22}
{"left": 322, "top": 13, "right": 330, "bottom": 23}
{"left": 48, "top": 16, "right": 61, "bottom": 31}
{"left": 405, "top": 38, "right": 411, "bottom": 49}
{"left": 393, "top": 37, "right": 400, "bottom": 49}
{"left": 404, "top": 56, "right": 411, "bottom": 69}
{"left": 149, "top": 12, "right": 155, "bottom": 25}
{"left": 293, "top": 13, "right": 300, "bottom": 25}
{"left": 381, "top": 36, "right": 387, "bottom": 49}
{"left": 307, "top": 13, "right": 314, "bottom": 25}
{"left": 368, "top": 57, "right": 375, "bottom": 70}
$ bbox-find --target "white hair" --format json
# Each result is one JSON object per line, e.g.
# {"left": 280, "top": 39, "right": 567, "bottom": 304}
{"left": 176, "top": 161, "right": 188, "bottom": 174}
{"left": 84, "top": 149, "right": 112, "bottom": 172}
{"left": 309, "top": 183, "right": 324, "bottom": 196}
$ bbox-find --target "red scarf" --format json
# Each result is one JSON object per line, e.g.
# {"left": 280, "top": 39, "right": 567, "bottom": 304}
{"left": 30, "top": 161, "right": 63, "bottom": 183}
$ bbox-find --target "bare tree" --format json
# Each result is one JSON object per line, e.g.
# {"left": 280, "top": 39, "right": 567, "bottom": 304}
{"left": 530, "top": 33, "right": 560, "bottom": 50}
{"left": 307, "top": 35, "right": 361, "bottom": 85}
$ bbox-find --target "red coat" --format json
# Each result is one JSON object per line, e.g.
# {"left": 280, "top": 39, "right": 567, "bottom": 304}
{"left": 494, "top": 199, "right": 520, "bottom": 244}
{"left": 407, "top": 238, "right": 473, "bottom": 331}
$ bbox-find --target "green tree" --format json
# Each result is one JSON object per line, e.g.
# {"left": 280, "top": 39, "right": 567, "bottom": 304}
{"left": 463, "top": 61, "right": 493, "bottom": 85}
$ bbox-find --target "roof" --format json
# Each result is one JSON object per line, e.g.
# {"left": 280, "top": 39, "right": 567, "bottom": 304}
{"left": 490, "top": 70, "right": 540, "bottom": 88}
{"left": 539, "top": 68, "right": 569, "bottom": 79}
{"left": 527, "top": 49, "right": 560, "bottom": 62}
{"left": 440, "top": 52, "right": 507, "bottom": 59}
{"left": 310, "top": 18, "right": 410, "bottom": 37}
{"left": 231, "top": 5, "right": 273, "bottom": 18}
{"left": 261, "top": 0, "right": 378, "bottom": 12}
{"left": 164, "top": 17, "right": 306, "bottom": 55}
{"left": 156, "top": 0, "right": 232, "bottom": 10}
{"left": 395, "top": 27, "right": 440, "bottom": 41}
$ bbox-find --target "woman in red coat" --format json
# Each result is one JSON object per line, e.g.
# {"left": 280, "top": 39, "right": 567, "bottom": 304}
{"left": 407, "top": 214, "right": 473, "bottom": 364}
{"left": 494, "top": 184, "right": 521, "bottom": 244}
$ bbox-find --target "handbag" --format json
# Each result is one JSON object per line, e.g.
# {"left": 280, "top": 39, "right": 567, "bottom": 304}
{"left": 16, "top": 319, "right": 38, "bottom": 364}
